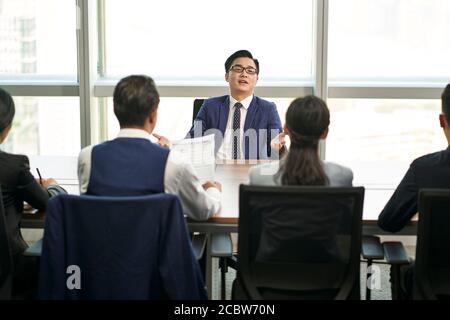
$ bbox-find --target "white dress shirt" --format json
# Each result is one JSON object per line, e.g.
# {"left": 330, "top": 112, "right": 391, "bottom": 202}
{"left": 78, "top": 128, "right": 221, "bottom": 221}
{"left": 216, "top": 95, "right": 253, "bottom": 161}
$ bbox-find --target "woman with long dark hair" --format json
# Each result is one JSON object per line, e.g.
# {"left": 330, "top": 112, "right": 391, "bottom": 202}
{"left": 250, "top": 95, "right": 352, "bottom": 186}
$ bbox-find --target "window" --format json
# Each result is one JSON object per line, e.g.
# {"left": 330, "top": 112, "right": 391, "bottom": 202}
{"left": 326, "top": 98, "right": 446, "bottom": 184}
{"left": 328, "top": 0, "right": 450, "bottom": 82}
{"left": 106, "top": 98, "right": 196, "bottom": 141}
{"left": 0, "top": 0, "right": 77, "bottom": 79}
{"left": 2, "top": 97, "right": 80, "bottom": 156}
{"left": 326, "top": 98, "right": 447, "bottom": 219}
{"left": 103, "top": 0, "right": 314, "bottom": 83}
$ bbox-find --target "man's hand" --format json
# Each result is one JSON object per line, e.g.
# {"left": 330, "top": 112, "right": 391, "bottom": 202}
{"left": 152, "top": 133, "right": 171, "bottom": 148}
{"left": 202, "top": 181, "right": 222, "bottom": 192}
{"left": 270, "top": 132, "right": 287, "bottom": 151}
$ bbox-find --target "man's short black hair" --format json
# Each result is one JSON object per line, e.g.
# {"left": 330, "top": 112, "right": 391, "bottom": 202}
{"left": 113, "top": 75, "right": 160, "bottom": 128}
{"left": 0, "top": 87, "right": 15, "bottom": 133}
{"left": 224, "top": 50, "right": 259, "bottom": 74}
{"left": 442, "top": 83, "right": 450, "bottom": 124}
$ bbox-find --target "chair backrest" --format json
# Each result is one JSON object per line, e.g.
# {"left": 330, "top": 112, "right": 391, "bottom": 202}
{"left": 236, "top": 185, "right": 365, "bottom": 300}
{"left": 415, "top": 189, "right": 450, "bottom": 299}
{"left": 39, "top": 193, "right": 207, "bottom": 300}
{"left": 193, "top": 98, "right": 205, "bottom": 123}
{"left": 0, "top": 185, "right": 13, "bottom": 300}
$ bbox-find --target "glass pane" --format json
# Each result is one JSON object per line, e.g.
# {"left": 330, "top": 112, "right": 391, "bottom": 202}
{"left": 106, "top": 97, "right": 195, "bottom": 141}
{"left": 1, "top": 97, "right": 80, "bottom": 156}
{"left": 326, "top": 98, "right": 446, "bottom": 219}
{"left": 0, "top": 0, "right": 77, "bottom": 79}
{"left": 328, "top": 0, "right": 450, "bottom": 82}
{"left": 326, "top": 99, "right": 445, "bottom": 164}
{"left": 104, "top": 0, "right": 314, "bottom": 82}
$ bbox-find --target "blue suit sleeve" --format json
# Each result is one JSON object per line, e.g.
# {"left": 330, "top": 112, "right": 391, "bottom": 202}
{"left": 266, "top": 102, "right": 283, "bottom": 158}
{"left": 378, "top": 165, "right": 418, "bottom": 232}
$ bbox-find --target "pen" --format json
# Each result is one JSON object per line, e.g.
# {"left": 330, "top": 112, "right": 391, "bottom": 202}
{"left": 36, "top": 168, "right": 43, "bottom": 186}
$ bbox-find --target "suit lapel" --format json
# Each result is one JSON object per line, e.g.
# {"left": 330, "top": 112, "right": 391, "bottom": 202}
{"left": 244, "top": 96, "right": 257, "bottom": 131}
{"left": 218, "top": 96, "right": 230, "bottom": 135}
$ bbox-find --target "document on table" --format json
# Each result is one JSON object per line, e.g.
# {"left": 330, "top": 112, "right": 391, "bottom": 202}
{"left": 171, "top": 134, "right": 215, "bottom": 182}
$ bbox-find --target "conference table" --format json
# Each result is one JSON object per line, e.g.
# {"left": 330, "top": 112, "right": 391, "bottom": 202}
{"left": 21, "top": 159, "right": 416, "bottom": 298}
{"left": 22, "top": 160, "right": 415, "bottom": 233}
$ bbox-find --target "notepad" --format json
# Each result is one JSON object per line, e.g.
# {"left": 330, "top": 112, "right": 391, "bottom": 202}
{"left": 171, "top": 134, "right": 215, "bottom": 182}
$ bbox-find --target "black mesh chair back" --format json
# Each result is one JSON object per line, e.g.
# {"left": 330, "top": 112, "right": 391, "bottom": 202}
{"left": 415, "top": 189, "right": 450, "bottom": 299}
{"left": 193, "top": 99, "right": 205, "bottom": 123}
{"left": 235, "top": 185, "right": 364, "bottom": 300}
{"left": 0, "top": 185, "right": 13, "bottom": 299}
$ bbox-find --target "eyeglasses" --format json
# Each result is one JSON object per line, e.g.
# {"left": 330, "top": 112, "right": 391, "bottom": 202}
{"left": 229, "top": 64, "right": 258, "bottom": 75}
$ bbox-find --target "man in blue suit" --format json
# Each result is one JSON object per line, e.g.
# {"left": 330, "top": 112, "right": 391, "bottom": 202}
{"left": 186, "top": 50, "right": 282, "bottom": 160}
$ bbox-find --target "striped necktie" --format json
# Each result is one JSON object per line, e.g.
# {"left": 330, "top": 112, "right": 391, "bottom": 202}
{"left": 232, "top": 102, "right": 243, "bottom": 159}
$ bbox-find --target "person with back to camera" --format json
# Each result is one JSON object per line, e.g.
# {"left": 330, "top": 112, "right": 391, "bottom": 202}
{"left": 378, "top": 83, "right": 450, "bottom": 299}
{"left": 246, "top": 95, "right": 354, "bottom": 265}
{"left": 0, "top": 87, "right": 66, "bottom": 299}
{"left": 249, "top": 95, "right": 353, "bottom": 187}
{"left": 78, "top": 75, "right": 221, "bottom": 221}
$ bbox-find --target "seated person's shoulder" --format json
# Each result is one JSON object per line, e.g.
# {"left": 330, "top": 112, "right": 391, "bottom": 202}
{"left": 411, "top": 149, "right": 446, "bottom": 168}
{"left": 323, "top": 161, "right": 353, "bottom": 186}
{"left": 1, "top": 151, "right": 29, "bottom": 169}
{"left": 249, "top": 161, "right": 280, "bottom": 186}
{"left": 254, "top": 96, "right": 276, "bottom": 109}
{"left": 78, "top": 145, "right": 94, "bottom": 159}
{"left": 204, "top": 95, "right": 228, "bottom": 106}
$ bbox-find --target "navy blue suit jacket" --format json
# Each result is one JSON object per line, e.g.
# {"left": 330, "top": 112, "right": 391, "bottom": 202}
{"left": 187, "top": 95, "right": 282, "bottom": 159}
{"left": 39, "top": 194, "right": 207, "bottom": 300}
{"left": 378, "top": 146, "right": 450, "bottom": 232}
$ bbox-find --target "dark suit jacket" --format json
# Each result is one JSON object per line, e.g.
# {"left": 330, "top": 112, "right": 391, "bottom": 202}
{"left": 187, "top": 95, "right": 282, "bottom": 159}
{"left": 378, "top": 146, "right": 450, "bottom": 232}
{"left": 0, "top": 151, "right": 62, "bottom": 255}
{"left": 39, "top": 194, "right": 207, "bottom": 300}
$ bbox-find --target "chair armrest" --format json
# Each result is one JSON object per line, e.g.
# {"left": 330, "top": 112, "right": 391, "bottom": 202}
{"left": 191, "top": 233, "right": 207, "bottom": 261}
{"left": 210, "top": 233, "right": 233, "bottom": 258}
{"left": 382, "top": 241, "right": 410, "bottom": 265}
{"left": 362, "top": 235, "right": 384, "bottom": 260}
{"left": 23, "top": 238, "right": 42, "bottom": 257}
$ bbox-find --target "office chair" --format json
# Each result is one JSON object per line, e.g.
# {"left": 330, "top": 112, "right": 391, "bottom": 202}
{"left": 361, "top": 235, "right": 384, "bottom": 300}
{"left": 193, "top": 98, "right": 204, "bottom": 123}
{"left": 383, "top": 189, "right": 450, "bottom": 300}
{"left": 39, "top": 193, "right": 207, "bottom": 300}
{"left": 0, "top": 185, "right": 13, "bottom": 300}
{"left": 233, "top": 185, "right": 365, "bottom": 300}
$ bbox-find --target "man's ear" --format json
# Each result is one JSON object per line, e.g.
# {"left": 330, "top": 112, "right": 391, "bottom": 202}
{"left": 225, "top": 73, "right": 229, "bottom": 83}
{"left": 321, "top": 127, "right": 329, "bottom": 139}
{"left": 149, "top": 109, "right": 158, "bottom": 125}
{"left": 0, "top": 123, "right": 12, "bottom": 144}
{"left": 440, "top": 113, "right": 447, "bottom": 129}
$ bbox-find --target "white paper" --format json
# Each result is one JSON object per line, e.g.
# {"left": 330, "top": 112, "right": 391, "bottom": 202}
{"left": 171, "top": 135, "right": 215, "bottom": 182}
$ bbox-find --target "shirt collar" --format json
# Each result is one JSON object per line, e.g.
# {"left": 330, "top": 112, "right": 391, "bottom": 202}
{"left": 229, "top": 94, "right": 253, "bottom": 110}
{"left": 117, "top": 128, "right": 152, "bottom": 141}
